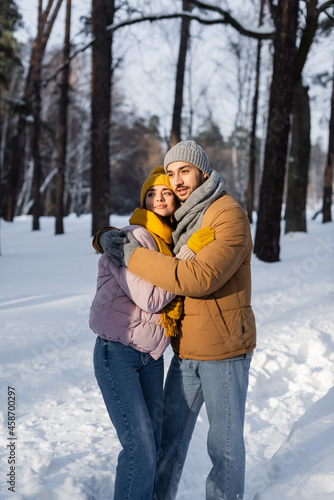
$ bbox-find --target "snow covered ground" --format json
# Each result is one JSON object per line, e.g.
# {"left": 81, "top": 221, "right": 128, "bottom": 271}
{"left": 0, "top": 210, "right": 333, "bottom": 500}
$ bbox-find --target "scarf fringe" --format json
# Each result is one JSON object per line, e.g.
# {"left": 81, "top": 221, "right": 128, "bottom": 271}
{"left": 157, "top": 312, "right": 179, "bottom": 337}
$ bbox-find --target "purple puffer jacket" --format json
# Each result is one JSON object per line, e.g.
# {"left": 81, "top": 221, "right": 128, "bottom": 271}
{"left": 89, "top": 225, "right": 175, "bottom": 359}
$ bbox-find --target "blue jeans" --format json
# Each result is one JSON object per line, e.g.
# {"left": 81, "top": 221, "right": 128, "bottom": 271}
{"left": 155, "top": 352, "right": 253, "bottom": 500}
{"left": 94, "top": 337, "right": 164, "bottom": 500}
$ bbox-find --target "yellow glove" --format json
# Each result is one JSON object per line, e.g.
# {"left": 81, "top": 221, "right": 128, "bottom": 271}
{"left": 162, "top": 296, "right": 183, "bottom": 320}
{"left": 187, "top": 227, "right": 215, "bottom": 254}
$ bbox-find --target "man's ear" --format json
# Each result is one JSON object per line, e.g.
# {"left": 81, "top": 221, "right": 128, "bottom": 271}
{"left": 203, "top": 173, "right": 209, "bottom": 180}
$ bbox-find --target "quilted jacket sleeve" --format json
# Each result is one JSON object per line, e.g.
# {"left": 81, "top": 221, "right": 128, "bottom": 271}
{"left": 111, "top": 225, "right": 176, "bottom": 313}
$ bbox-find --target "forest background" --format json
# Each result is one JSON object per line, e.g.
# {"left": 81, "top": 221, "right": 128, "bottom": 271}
{"left": 1, "top": 0, "right": 334, "bottom": 262}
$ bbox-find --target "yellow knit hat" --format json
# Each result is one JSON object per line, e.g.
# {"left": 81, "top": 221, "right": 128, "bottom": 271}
{"left": 140, "top": 166, "right": 173, "bottom": 208}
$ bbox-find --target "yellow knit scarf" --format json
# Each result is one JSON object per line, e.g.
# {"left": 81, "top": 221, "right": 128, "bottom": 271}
{"left": 129, "top": 208, "right": 181, "bottom": 337}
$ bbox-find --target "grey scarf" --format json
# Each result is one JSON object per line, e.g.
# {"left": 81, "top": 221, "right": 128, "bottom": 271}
{"left": 172, "top": 169, "right": 224, "bottom": 255}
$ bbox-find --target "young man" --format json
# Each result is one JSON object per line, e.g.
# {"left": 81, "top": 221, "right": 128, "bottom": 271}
{"left": 97, "top": 140, "right": 256, "bottom": 500}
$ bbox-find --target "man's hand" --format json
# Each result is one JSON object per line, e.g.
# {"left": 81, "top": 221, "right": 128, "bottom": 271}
{"left": 187, "top": 227, "right": 215, "bottom": 254}
{"left": 99, "top": 229, "right": 141, "bottom": 266}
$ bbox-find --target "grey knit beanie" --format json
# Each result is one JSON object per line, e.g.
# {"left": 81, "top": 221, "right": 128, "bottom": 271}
{"left": 164, "top": 140, "right": 211, "bottom": 175}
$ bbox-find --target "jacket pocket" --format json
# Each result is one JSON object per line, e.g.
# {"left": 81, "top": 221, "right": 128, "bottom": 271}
{"left": 205, "top": 295, "right": 231, "bottom": 340}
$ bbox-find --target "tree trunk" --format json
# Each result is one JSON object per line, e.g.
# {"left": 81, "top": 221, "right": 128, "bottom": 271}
{"left": 91, "top": 0, "right": 115, "bottom": 236}
{"left": 5, "top": 117, "right": 26, "bottom": 221}
{"left": 322, "top": 69, "right": 334, "bottom": 223}
{"left": 31, "top": 0, "right": 43, "bottom": 231}
{"left": 247, "top": 0, "right": 265, "bottom": 223}
{"left": 285, "top": 80, "right": 310, "bottom": 233}
{"left": 284, "top": 0, "right": 318, "bottom": 233}
{"left": 254, "top": 0, "right": 299, "bottom": 262}
{"left": 170, "top": 0, "right": 193, "bottom": 147}
{"left": 55, "top": 0, "right": 71, "bottom": 235}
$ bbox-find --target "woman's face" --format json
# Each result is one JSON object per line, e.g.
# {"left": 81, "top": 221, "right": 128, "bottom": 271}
{"left": 145, "top": 185, "right": 176, "bottom": 218}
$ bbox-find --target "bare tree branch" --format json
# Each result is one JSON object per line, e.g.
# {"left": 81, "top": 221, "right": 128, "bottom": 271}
{"left": 324, "top": 10, "right": 334, "bottom": 20}
{"left": 188, "top": 0, "right": 275, "bottom": 36}
{"left": 265, "top": 0, "right": 278, "bottom": 26}
{"left": 41, "top": 38, "right": 96, "bottom": 87}
{"left": 41, "top": 0, "right": 64, "bottom": 52}
{"left": 107, "top": 9, "right": 275, "bottom": 40}
{"left": 317, "top": 0, "right": 334, "bottom": 15}
{"left": 39, "top": 9, "right": 274, "bottom": 91}
{"left": 0, "top": 94, "right": 26, "bottom": 105}
{"left": 41, "top": 0, "right": 56, "bottom": 29}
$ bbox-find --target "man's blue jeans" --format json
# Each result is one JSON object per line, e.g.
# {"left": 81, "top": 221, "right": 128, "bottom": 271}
{"left": 94, "top": 337, "right": 164, "bottom": 500}
{"left": 155, "top": 352, "right": 253, "bottom": 500}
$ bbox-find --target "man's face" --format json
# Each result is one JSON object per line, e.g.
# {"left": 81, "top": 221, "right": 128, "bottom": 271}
{"left": 166, "top": 162, "right": 207, "bottom": 202}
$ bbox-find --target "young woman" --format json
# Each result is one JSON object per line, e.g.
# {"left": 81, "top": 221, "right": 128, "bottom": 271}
{"left": 89, "top": 167, "right": 214, "bottom": 500}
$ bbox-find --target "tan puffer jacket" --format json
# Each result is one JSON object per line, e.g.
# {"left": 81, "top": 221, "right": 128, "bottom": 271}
{"left": 127, "top": 193, "right": 256, "bottom": 360}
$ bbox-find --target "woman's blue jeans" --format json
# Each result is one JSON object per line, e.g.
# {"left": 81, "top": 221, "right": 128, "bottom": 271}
{"left": 94, "top": 337, "right": 164, "bottom": 500}
{"left": 155, "top": 352, "right": 253, "bottom": 500}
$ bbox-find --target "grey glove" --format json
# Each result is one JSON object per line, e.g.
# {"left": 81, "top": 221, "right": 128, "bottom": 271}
{"left": 99, "top": 229, "right": 141, "bottom": 266}
{"left": 99, "top": 229, "right": 125, "bottom": 266}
